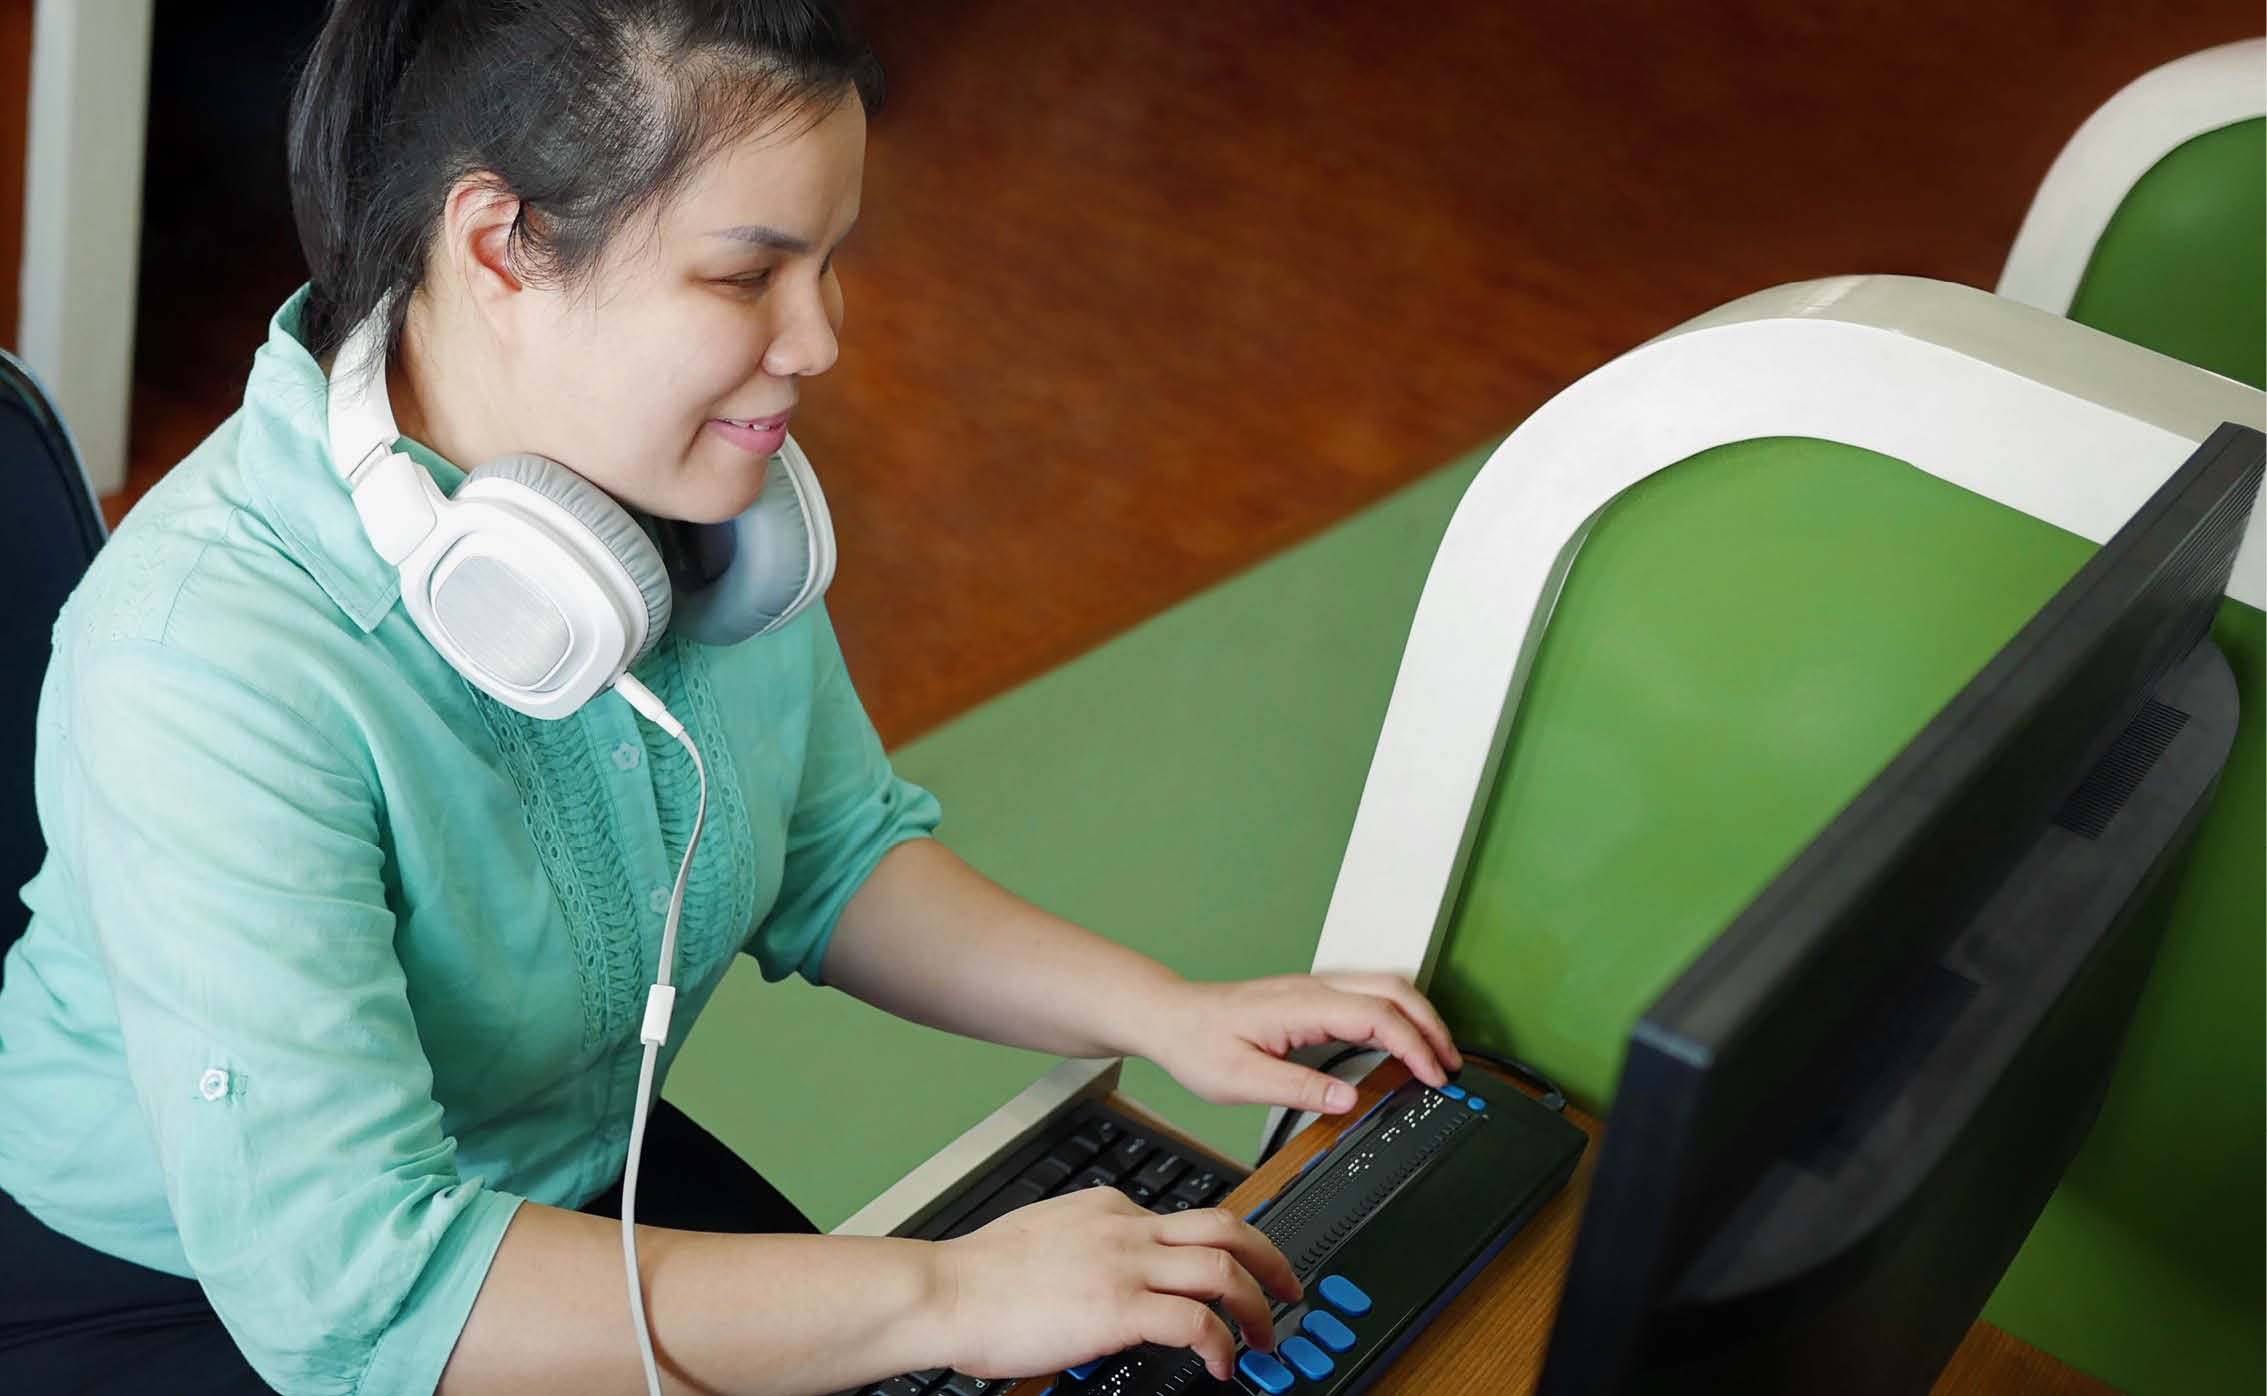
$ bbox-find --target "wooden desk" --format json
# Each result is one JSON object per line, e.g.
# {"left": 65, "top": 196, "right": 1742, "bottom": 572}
{"left": 1009, "top": 1061, "right": 2118, "bottom": 1395}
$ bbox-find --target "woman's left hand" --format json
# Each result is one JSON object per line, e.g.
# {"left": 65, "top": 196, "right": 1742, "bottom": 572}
{"left": 1136, "top": 973, "right": 1463, "bottom": 1117}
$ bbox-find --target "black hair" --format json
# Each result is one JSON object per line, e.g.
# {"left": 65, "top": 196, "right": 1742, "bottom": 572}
{"left": 286, "top": 0, "right": 883, "bottom": 360}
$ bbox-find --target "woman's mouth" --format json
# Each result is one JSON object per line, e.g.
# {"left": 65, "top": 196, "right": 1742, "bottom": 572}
{"left": 706, "top": 411, "right": 792, "bottom": 457}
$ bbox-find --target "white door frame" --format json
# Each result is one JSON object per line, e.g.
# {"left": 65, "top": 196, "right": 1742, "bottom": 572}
{"left": 16, "top": 0, "right": 155, "bottom": 496}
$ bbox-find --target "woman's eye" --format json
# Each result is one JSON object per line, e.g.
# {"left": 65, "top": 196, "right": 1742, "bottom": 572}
{"left": 725, "top": 268, "right": 774, "bottom": 292}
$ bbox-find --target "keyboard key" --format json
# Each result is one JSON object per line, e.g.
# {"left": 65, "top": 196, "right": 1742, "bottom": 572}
{"left": 1064, "top": 1166, "right": 1120, "bottom": 1194}
{"left": 1279, "top": 1335, "right": 1334, "bottom": 1381}
{"left": 1126, "top": 1184, "right": 1158, "bottom": 1207}
{"left": 1170, "top": 1170, "right": 1223, "bottom": 1205}
{"left": 1467, "top": 1096, "right": 1487, "bottom": 1111}
{"left": 1131, "top": 1153, "right": 1188, "bottom": 1194}
{"left": 1091, "top": 1120, "right": 1123, "bottom": 1145}
{"left": 1301, "top": 1308, "right": 1356, "bottom": 1353}
{"left": 1440, "top": 1084, "right": 1467, "bottom": 1100}
{"left": 1236, "top": 1350, "right": 1295, "bottom": 1394}
{"left": 1047, "top": 1134, "right": 1101, "bottom": 1171}
{"left": 1020, "top": 1157, "right": 1074, "bottom": 1191}
{"left": 1318, "top": 1274, "right": 1372, "bottom": 1317}
{"left": 907, "top": 1371, "right": 946, "bottom": 1387}
{"left": 948, "top": 1179, "right": 1047, "bottom": 1237}
{"left": 1107, "top": 1135, "right": 1152, "bottom": 1173}
{"left": 940, "top": 1374, "right": 1008, "bottom": 1396}
{"left": 1159, "top": 1196, "right": 1196, "bottom": 1213}
{"left": 873, "top": 1378, "right": 926, "bottom": 1396}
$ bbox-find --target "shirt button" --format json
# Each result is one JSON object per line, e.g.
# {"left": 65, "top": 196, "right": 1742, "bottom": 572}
{"left": 648, "top": 886, "right": 672, "bottom": 915}
{"left": 198, "top": 1067, "right": 230, "bottom": 1101}
{"left": 612, "top": 741, "right": 642, "bottom": 771}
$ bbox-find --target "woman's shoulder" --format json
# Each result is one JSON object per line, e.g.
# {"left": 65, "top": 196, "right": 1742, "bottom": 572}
{"left": 66, "top": 425, "right": 348, "bottom": 654}
{"left": 54, "top": 423, "right": 390, "bottom": 760}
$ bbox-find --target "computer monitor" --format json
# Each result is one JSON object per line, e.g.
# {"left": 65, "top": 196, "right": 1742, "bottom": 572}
{"left": 1534, "top": 421, "right": 2265, "bottom": 1396}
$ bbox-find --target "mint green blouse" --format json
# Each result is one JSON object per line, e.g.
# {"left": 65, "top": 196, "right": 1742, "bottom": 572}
{"left": 0, "top": 288, "right": 942, "bottom": 1394}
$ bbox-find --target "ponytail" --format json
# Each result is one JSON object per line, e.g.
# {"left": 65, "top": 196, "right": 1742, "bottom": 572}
{"left": 286, "top": 0, "right": 447, "bottom": 358}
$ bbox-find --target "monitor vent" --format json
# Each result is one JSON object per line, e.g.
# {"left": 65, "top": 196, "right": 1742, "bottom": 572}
{"left": 2052, "top": 700, "right": 2190, "bottom": 839}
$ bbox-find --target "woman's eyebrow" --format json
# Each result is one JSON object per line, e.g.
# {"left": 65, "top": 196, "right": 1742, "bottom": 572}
{"left": 709, "top": 224, "right": 810, "bottom": 252}
{"left": 708, "top": 217, "right": 859, "bottom": 253}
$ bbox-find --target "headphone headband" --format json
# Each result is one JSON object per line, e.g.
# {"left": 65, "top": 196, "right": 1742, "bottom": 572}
{"left": 327, "top": 296, "right": 406, "bottom": 487}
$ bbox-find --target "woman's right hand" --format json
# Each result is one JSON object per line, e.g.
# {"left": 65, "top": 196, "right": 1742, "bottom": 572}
{"left": 928, "top": 1187, "right": 1301, "bottom": 1384}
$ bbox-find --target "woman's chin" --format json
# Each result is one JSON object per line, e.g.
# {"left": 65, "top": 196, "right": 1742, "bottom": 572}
{"left": 656, "top": 476, "right": 767, "bottom": 525}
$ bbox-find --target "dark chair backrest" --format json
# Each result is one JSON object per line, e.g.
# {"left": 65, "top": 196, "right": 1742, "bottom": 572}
{"left": 0, "top": 350, "right": 106, "bottom": 975}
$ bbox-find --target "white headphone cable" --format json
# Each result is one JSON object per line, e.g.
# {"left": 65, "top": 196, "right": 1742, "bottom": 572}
{"left": 612, "top": 672, "right": 706, "bottom": 1396}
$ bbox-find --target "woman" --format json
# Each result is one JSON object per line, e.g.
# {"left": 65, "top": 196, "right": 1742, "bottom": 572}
{"left": 0, "top": 3, "right": 1460, "bottom": 1393}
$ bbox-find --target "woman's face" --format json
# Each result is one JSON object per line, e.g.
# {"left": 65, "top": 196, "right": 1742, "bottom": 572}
{"left": 487, "top": 92, "right": 866, "bottom": 524}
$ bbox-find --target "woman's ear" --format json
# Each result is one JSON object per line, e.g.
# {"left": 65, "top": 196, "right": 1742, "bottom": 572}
{"left": 440, "top": 172, "right": 526, "bottom": 312}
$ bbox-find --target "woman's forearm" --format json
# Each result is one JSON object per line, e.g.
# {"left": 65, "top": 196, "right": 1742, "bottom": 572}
{"left": 822, "top": 838, "right": 1183, "bottom": 1060}
{"left": 439, "top": 1200, "right": 949, "bottom": 1396}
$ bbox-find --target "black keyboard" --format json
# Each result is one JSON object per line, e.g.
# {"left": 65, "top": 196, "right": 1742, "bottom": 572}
{"left": 1043, "top": 1069, "right": 1585, "bottom": 1395}
{"left": 844, "top": 1099, "right": 1253, "bottom": 1396}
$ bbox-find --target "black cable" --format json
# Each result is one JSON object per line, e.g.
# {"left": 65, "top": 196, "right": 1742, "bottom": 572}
{"left": 1454, "top": 1043, "right": 1568, "bottom": 1114}
{"left": 1256, "top": 1043, "right": 1376, "bottom": 1164}
{"left": 1254, "top": 1038, "right": 1569, "bottom": 1167}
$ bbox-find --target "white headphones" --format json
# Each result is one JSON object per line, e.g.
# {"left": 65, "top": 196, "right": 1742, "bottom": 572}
{"left": 324, "top": 297, "right": 838, "bottom": 719}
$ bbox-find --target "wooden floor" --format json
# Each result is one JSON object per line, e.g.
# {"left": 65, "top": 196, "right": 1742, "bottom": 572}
{"left": 27, "top": 0, "right": 2262, "bottom": 745}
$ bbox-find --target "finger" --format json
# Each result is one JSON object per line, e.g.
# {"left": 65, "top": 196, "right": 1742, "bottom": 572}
{"left": 1235, "top": 1050, "right": 1362, "bottom": 1116}
{"left": 1135, "top": 1294, "right": 1239, "bottom": 1382}
{"left": 1157, "top": 1206, "right": 1302, "bottom": 1305}
{"left": 1325, "top": 973, "right": 1461, "bottom": 1073}
{"left": 1148, "top": 1245, "right": 1276, "bottom": 1352}
{"left": 1316, "top": 990, "right": 1448, "bottom": 1088}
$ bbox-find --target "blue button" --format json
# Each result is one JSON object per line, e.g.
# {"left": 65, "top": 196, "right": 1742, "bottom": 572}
{"left": 1066, "top": 1359, "right": 1101, "bottom": 1380}
{"left": 1302, "top": 1308, "right": 1357, "bottom": 1353}
{"left": 1318, "top": 1274, "right": 1373, "bottom": 1317}
{"left": 1467, "top": 1096, "right": 1487, "bottom": 1111}
{"left": 1440, "top": 1084, "right": 1467, "bottom": 1100}
{"left": 1237, "top": 1349, "right": 1295, "bottom": 1394}
{"left": 1279, "top": 1335, "right": 1334, "bottom": 1381}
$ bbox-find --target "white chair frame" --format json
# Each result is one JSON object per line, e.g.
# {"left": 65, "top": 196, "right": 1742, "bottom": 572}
{"left": 1998, "top": 38, "right": 2266, "bottom": 316}
{"left": 1309, "top": 274, "right": 2264, "bottom": 998}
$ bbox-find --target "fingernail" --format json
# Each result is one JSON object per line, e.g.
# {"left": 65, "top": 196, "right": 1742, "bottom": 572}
{"left": 1327, "top": 1082, "right": 1355, "bottom": 1111}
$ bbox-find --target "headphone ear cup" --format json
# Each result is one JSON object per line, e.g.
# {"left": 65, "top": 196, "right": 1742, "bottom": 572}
{"left": 667, "top": 439, "right": 836, "bottom": 645}
{"left": 463, "top": 453, "right": 675, "bottom": 664}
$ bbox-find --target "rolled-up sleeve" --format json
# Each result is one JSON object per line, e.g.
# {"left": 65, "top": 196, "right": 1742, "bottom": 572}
{"left": 59, "top": 638, "right": 523, "bottom": 1395}
{"left": 752, "top": 611, "right": 942, "bottom": 987}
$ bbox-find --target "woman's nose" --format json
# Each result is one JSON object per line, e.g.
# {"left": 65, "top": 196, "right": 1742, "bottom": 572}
{"left": 762, "top": 284, "right": 841, "bottom": 379}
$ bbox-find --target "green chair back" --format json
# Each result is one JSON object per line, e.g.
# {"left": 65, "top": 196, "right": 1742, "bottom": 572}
{"left": 2067, "top": 117, "right": 2266, "bottom": 390}
{"left": 1428, "top": 436, "right": 2264, "bottom": 1396}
